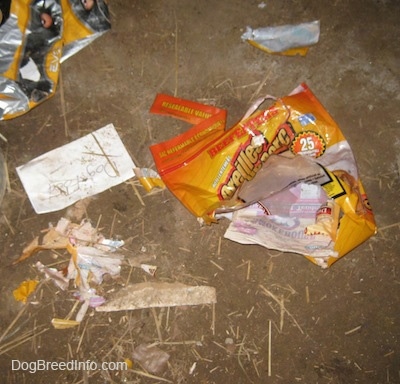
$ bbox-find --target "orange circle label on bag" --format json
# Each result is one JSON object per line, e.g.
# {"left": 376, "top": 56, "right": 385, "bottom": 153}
{"left": 291, "top": 131, "right": 325, "bottom": 158}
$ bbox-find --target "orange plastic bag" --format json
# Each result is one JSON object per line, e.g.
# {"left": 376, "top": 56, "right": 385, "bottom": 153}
{"left": 150, "top": 84, "right": 377, "bottom": 266}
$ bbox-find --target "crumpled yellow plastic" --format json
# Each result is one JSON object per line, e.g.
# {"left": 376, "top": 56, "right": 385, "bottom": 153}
{"left": 13, "top": 279, "right": 39, "bottom": 303}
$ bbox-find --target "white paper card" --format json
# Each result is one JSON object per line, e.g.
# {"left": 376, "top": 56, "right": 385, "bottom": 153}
{"left": 17, "top": 124, "right": 135, "bottom": 214}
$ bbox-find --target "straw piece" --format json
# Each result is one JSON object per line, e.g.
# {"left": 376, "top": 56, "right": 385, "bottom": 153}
{"left": 268, "top": 320, "right": 272, "bottom": 377}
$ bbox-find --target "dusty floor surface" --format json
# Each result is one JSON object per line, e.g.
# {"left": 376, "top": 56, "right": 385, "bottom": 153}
{"left": 0, "top": 0, "right": 400, "bottom": 383}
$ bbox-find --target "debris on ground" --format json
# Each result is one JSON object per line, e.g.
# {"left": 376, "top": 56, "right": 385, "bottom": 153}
{"left": 96, "top": 281, "right": 217, "bottom": 312}
{"left": 241, "top": 20, "right": 320, "bottom": 56}
{"left": 0, "top": 0, "right": 111, "bottom": 120}
{"left": 134, "top": 167, "right": 166, "bottom": 192}
{"left": 16, "top": 124, "right": 136, "bottom": 214}
{"left": 149, "top": 83, "right": 377, "bottom": 267}
{"left": 132, "top": 343, "right": 170, "bottom": 375}
{"left": 12, "top": 279, "right": 39, "bottom": 304}
{"left": 13, "top": 216, "right": 126, "bottom": 325}
{"left": 0, "top": 148, "right": 7, "bottom": 206}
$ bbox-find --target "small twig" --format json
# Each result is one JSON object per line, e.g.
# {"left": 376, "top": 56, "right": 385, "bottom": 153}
{"left": 0, "top": 328, "right": 48, "bottom": 355}
{"left": 128, "top": 180, "right": 145, "bottom": 206}
{"left": 379, "top": 222, "right": 400, "bottom": 231}
{"left": 0, "top": 303, "right": 28, "bottom": 343}
{"left": 210, "top": 260, "right": 224, "bottom": 271}
{"left": 165, "top": 306, "right": 170, "bottom": 330}
{"left": 345, "top": 325, "right": 362, "bottom": 335}
{"left": 249, "top": 70, "right": 272, "bottom": 103}
{"left": 95, "top": 214, "right": 102, "bottom": 233}
{"left": 76, "top": 319, "right": 89, "bottom": 354}
{"left": 268, "top": 320, "right": 272, "bottom": 377}
{"left": 246, "top": 306, "right": 255, "bottom": 319}
{"left": 237, "top": 335, "right": 253, "bottom": 383}
{"left": 173, "top": 10, "right": 179, "bottom": 96}
{"left": 130, "top": 369, "right": 173, "bottom": 383}
{"left": 211, "top": 303, "right": 216, "bottom": 336}
{"left": 151, "top": 307, "right": 163, "bottom": 342}
{"left": 247, "top": 261, "right": 251, "bottom": 281}
{"left": 58, "top": 68, "right": 69, "bottom": 137}
{"left": 109, "top": 212, "right": 117, "bottom": 237}
{"left": 91, "top": 132, "right": 120, "bottom": 177}
{"left": 65, "top": 300, "right": 80, "bottom": 320}
{"left": 259, "top": 285, "right": 304, "bottom": 334}
{"left": 2, "top": 213, "right": 15, "bottom": 235}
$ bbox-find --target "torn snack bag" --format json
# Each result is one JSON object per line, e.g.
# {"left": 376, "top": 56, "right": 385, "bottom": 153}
{"left": 0, "top": 0, "right": 110, "bottom": 120}
{"left": 150, "top": 84, "right": 377, "bottom": 267}
{"left": 241, "top": 20, "right": 320, "bottom": 56}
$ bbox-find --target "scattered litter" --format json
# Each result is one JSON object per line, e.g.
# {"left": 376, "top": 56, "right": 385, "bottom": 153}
{"left": 96, "top": 281, "right": 217, "bottom": 312}
{"left": 223, "top": 156, "right": 339, "bottom": 259}
{"left": 14, "top": 216, "right": 120, "bottom": 264}
{"left": 125, "top": 253, "right": 157, "bottom": 268}
{"left": 12, "top": 279, "right": 39, "bottom": 304}
{"left": 36, "top": 261, "right": 69, "bottom": 291}
{"left": 241, "top": 20, "right": 320, "bottom": 56}
{"left": 16, "top": 124, "right": 136, "bottom": 214}
{"left": 134, "top": 167, "right": 165, "bottom": 192}
{"left": 132, "top": 343, "right": 170, "bottom": 375}
{"left": 14, "top": 217, "right": 129, "bottom": 324}
{"left": 68, "top": 245, "right": 123, "bottom": 287}
{"left": 140, "top": 264, "right": 158, "bottom": 276}
{"left": 51, "top": 318, "right": 81, "bottom": 330}
{"left": 189, "top": 361, "right": 197, "bottom": 375}
{"left": 149, "top": 84, "right": 376, "bottom": 267}
{"left": 0, "top": 0, "right": 110, "bottom": 120}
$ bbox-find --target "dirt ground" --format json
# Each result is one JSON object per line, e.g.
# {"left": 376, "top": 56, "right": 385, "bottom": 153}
{"left": 0, "top": 0, "right": 399, "bottom": 383}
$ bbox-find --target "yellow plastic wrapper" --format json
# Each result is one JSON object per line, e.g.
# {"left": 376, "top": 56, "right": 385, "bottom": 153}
{"left": 149, "top": 84, "right": 377, "bottom": 267}
{"left": 13, "top": 279, "right": 39, "bottom": 303}
{"left": 0, "top": 0, "right": 110, "bottom": 120}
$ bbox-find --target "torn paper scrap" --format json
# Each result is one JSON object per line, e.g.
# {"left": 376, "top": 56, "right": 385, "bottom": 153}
{"left": 96, "top": 281, "right": 217, "bottom": 312}
{"left": 241, "top": 20, "right": 320, "bottom": 56}
{"left": 16, "top": 124, "right": 135, "bottom": 214}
